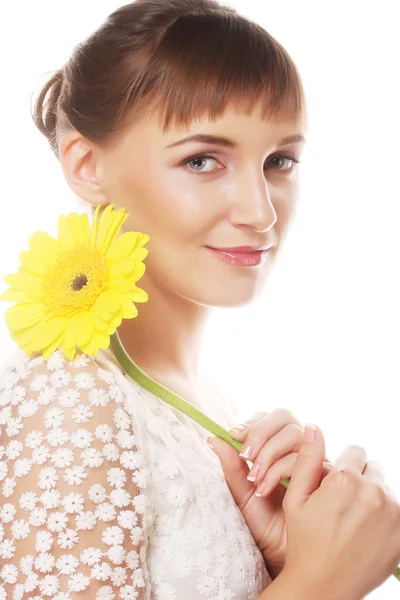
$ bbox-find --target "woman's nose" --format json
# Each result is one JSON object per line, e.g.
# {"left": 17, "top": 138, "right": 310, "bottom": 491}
{"left": 230, "top": 170, "right": 277, "bottom": 232}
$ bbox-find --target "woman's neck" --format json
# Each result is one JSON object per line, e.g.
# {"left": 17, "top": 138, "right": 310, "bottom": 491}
{"left": 115, "top": 271, "right": 211, "bottom": 384}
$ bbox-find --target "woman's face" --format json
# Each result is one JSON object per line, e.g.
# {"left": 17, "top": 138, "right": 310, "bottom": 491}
{"left": 96, "top": 99, "right": 306, "bottom": 308}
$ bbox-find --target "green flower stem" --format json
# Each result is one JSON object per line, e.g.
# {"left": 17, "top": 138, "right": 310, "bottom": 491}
{"left": 110, "top": 329, "right": 400, "bottom": 583}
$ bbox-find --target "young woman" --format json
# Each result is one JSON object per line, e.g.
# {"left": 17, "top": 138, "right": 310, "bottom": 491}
{"left": 1, "top": 0, "right": 399, "bottom": 598}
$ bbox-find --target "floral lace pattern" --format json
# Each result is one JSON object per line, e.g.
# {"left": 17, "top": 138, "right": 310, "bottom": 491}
{"left": 0, "top": 347, "right": 271, "bottom": 599}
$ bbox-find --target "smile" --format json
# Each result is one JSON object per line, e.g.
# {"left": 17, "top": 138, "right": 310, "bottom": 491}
{"left": 205, "top": 247, "right": 269, "bottom": 267}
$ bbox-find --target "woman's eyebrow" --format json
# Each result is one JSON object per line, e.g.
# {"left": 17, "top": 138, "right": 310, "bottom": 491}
{"left": 165, "top": 133, "right": 306, "bottom": 149}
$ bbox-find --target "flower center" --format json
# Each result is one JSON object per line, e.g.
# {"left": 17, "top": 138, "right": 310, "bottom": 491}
{"left": 42, "top": 243, "right": 108, "bottom": 315}
{"left": 71, "top": 274, "right": 88, "bottom": 292}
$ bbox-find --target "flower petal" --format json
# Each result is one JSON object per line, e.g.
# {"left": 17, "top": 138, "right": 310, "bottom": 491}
{"left": 62, "top": 319, "right": 78, "bottom": 361}
{"left": 92, "top": 205, "right": 116, "bottom": 248}
{"left": 28, "top": 231, "right": 59, "bottom": 268}
{"left": 129, "top": 286, "right": 148, "bottom": 303}
{"left": 62, "top": 343, "right": 76, "bottom": 361}
{"left": 5, "top": 302, "right": 48, "bottom": 331}
{"left": 81, "top": 330, "right": 98, "bottom": 356}
{"left": 108, "top": 315, "right": 122, "bottom": 330}
{"left": 96, "top": 292, "right": 120, "bottom": 315}
{"left": 92, "top": 296, "right": 114, "bottom": 321}
{"left": 95, "top": 205, "right": 129, "bottom": 255}
{"left": 121, "top": 299, "right": 138, "bottom": 319}
{"left": 58, "top": 213, "right": 78, "bottom": 249}
{"left": 106, "top": 231, "right": 148, "bottom": 262}
{"left": 16, "top": 315, "right": 65, "bottom": 355}
{"left": 29, "top": 315, "right": 66, "bottom": 351}
{"left": 95, "top": 330, "right": 110, "bottom": 351}
{"left": 24, "top": 338, "right": 42, "bottom": 356}
{"left": 4, "top": 271, "right": 42, "bottom": 294}
{"left": 73, "top": 313, "right": 94, "bottom": 346}
{"left": 64, "top": 317, "right": 77, "bottom": 349}
{"left": 110, "top": 277, "right": 136, "bottom": 294}
{"left": 108, "top": 259, "right": 135, "bottom": 280}
{"left": 131, "top": 247, "right": 149, "bottom": 262}
{"left": 90, "top": 306, "right": 109, "bottom": 332}
{"left": 90, "top": 204, "right": 102, "bottom": 245}
{"left": 43, "top": 330, "right": 65, "bottom": 360}
{"left": 66, "top": 212, "right": 91, "bottom": 244}
{"left": 12, "top": 320, "right": 45, "bottom": 348}
{"left": 0, "top": 288, "right": 32, "bottom": 303}
{"left": 127, "top": 234, "right": 150, "bottom": 261}
{"left": 19, "top": 250, "right": 46, "bottom": 277}
{"left": 132, "top": 261, "right": 146, "bottom": 282}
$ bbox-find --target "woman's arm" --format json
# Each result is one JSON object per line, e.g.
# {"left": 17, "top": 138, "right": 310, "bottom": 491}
{"left": 257, "top": 568, "right": 362, "bottom": 600}
{"left": 0, "top": 350, "right": 150, "bottom": 598}
{"left": 258, "top": 568, "right": 360, "bottom": 600}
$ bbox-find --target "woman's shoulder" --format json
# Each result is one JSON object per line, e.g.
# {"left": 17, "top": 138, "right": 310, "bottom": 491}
{"left": 0, "top": 345, "right": 150, "bottom": 471}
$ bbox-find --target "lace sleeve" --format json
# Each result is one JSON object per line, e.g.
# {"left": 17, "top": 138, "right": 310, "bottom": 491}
{"left": 0, "top": 349, "right": 150, "bottom": 599}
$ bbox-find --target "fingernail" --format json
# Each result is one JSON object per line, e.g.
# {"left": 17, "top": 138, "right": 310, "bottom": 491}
{"left": 247, "top": 463, "right": 260, "bottom": 482}
{"left": 304, "top": 423, "right": 317, "bottom": 443}
{"left": 255, "top": 482, "right": 268, "bottom": 497}
{"left": 229, "top": 424, "right": 246, "bottom": 434}
{"left": 207, "top": 438, "right": 217, "bottom": 453}
{"left": 239, "top": 445, "right": 253, "bottom": 459}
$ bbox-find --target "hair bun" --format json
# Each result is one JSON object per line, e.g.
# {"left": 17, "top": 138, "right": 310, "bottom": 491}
{"left": 31, "top": 68, "right": 65, "bottom": 157}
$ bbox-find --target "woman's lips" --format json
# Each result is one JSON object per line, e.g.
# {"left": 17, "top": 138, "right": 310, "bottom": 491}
{"left": 205, "top": 246, "right": 269, "bottom": 267}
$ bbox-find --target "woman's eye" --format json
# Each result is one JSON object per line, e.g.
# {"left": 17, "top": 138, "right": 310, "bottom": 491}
{"left": 268, "top": 154, "right": 300, "bottom": 171}
{"left": 184, "top": 154, "right": 219, "bottom": 173}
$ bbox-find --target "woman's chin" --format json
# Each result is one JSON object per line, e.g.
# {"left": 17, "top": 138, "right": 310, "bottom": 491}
{"left": 197, "top": 284, "right": 267, "bottom": 308}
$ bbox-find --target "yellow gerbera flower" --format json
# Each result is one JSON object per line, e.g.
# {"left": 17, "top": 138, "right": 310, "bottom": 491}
{"left": 0, "top": 204, "right": 150, "bottom": 360}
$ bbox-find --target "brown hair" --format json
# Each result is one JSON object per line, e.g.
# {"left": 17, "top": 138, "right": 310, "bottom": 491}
{"left": 31, "top": 0, "right": 307, "bottom": 160}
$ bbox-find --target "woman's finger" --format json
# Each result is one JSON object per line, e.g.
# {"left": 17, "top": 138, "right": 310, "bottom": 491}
{"left": 247, "top": 423, "right": 304, "bottom": 483}
{"left": 229, "top": 411, "right": 269, "bottom": 438}
{"left": 236, "top": 409, "right": 304, "bottom": 462}
{"left": 332, "top": 444, "right": 367, "bottom": 474}
{"left": 361, "top": 459, "right": 385, "bottom": 485}
{"left": 361, "top": 460, "right": 399, "bottom": 501}
{"left": 254, "top": 452, "right": 297, "bottom": 497}
{"left": 330, "top": 446, "right": 395, "bottom": 500}
{"left": 252, "top": 452, "right": 332, "bottom": 497}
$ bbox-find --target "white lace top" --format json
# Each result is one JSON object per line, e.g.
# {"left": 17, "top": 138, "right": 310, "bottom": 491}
{"left": 0, "top": 346, "right": 272, "bottom": 599}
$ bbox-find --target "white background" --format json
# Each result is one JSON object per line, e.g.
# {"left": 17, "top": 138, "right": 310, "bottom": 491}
{"left": 1, "top": 2, "right": 399, "bottom": 596}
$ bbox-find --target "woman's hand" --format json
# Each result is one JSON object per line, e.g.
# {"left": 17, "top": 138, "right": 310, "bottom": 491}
{"left": 231, "top": 410, "right": 332, "bottom": 497}
{"left": 207, "top": 409, "right": 333, "bottom": 578}
{"left": 209, "top": 410, "right": 396, "bottom": 579}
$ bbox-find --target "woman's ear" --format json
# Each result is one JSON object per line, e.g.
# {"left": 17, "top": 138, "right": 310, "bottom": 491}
{"left": 59, "top": 130, "right": 109, "bottom": 208}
